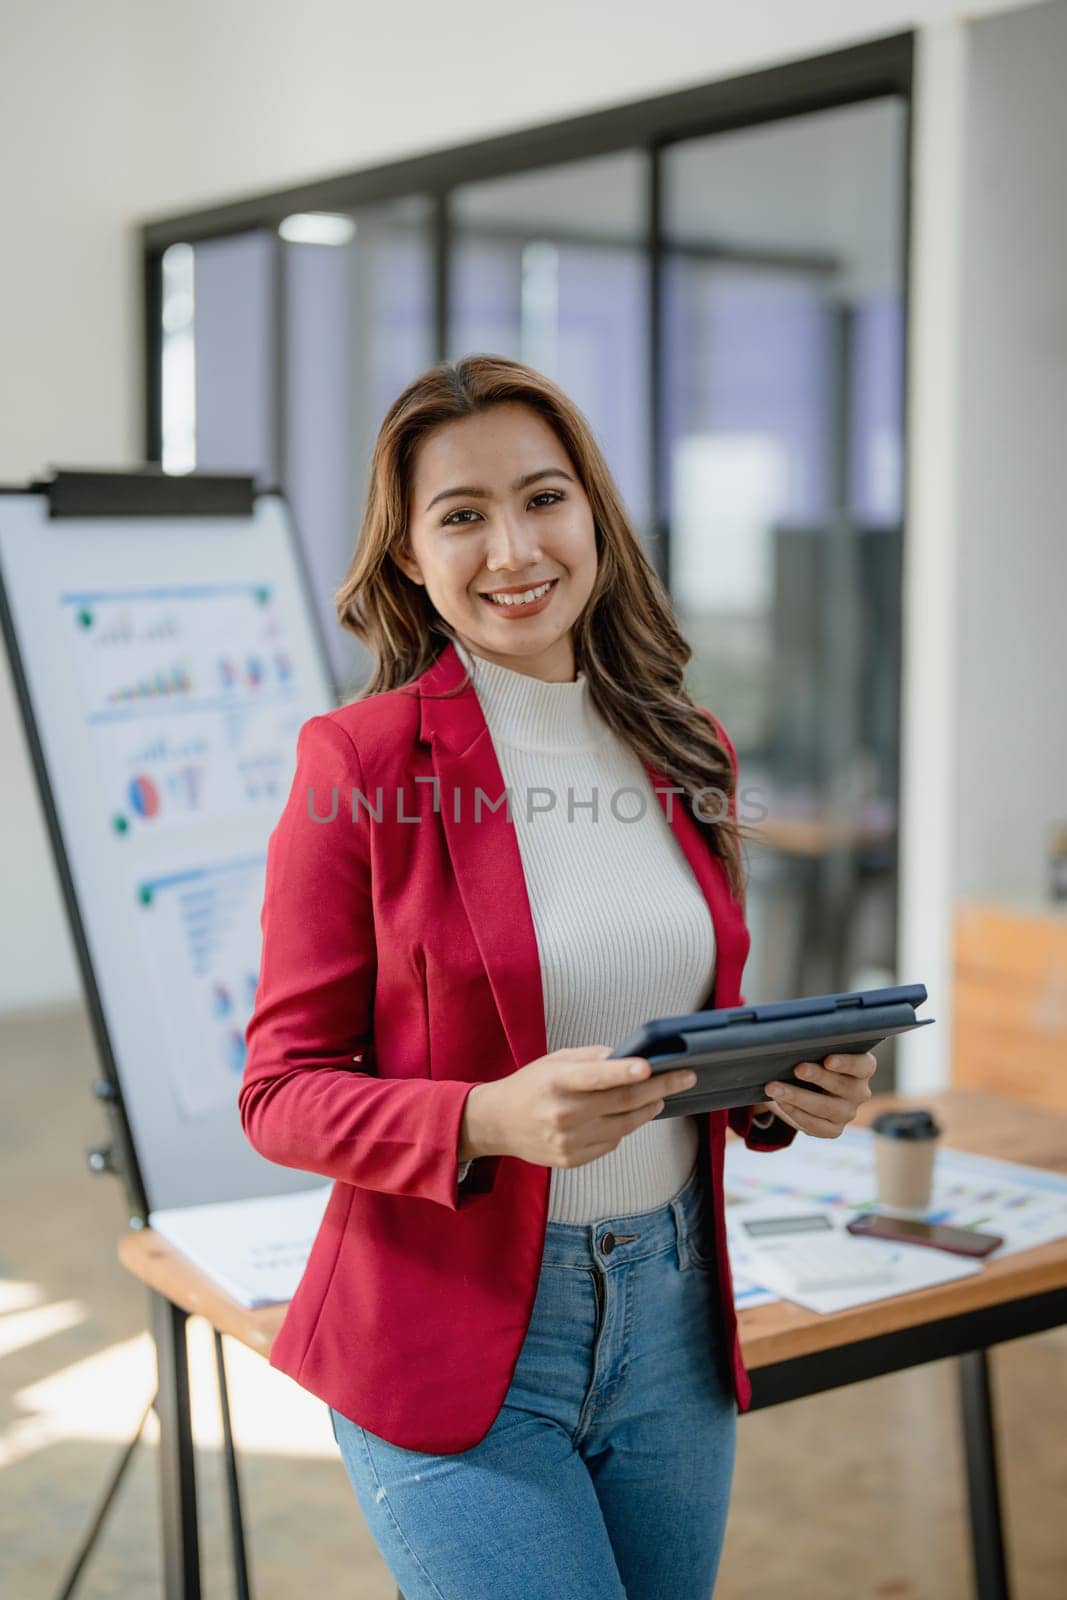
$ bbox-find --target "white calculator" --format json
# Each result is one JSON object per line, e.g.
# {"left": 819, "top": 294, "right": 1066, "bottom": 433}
{"left": 739, "top": 1211, "right": 898, "bottom": 1294}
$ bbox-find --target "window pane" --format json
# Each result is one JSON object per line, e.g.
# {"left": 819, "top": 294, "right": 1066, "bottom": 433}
{"left": 449, "top": 152, "right": 652, "bottom": 540}
{"left": 159, "top": 204, "right": 435, "bottom": 695}
{"left": 283, "top": 197, "right": 435, "bottom": 692}
{"left": 662, "top": 98, "right": 907, "bottom": 1005}
{"left": 191, "top": 230, "right": 277, "bottom": 482}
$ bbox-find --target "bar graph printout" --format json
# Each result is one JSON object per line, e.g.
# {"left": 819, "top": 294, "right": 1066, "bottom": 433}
{"left": 0, "top": 493, "right": 335, "bottom": 1210}
{"left": 724, "top": 1124, "right": 1067, "bottom": 1311}
{"left": 59, "top": 579, "right": 308, "bottom": 1121}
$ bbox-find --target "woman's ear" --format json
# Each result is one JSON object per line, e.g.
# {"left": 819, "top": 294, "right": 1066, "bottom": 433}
{"left": 391, "top": 544, "right": 424, "bottom": 586}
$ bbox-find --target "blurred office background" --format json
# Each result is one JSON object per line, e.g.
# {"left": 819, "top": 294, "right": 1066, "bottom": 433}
{"left": 6, "top": 0, "right": 1066, "bottom": 1100}
{"left": 147, "top": 93, "right": 908, "bottom": 1017}
{"left": 2, "top": 2, "right": 1066, "bottom": 1597}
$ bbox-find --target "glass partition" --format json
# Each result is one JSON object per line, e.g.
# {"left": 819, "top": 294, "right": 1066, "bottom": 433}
{"left": 450, "top": 151, "right": 653, "bottom": 543}
{"left": 147, "top": 56, "right": 911, "bottom": 1022}
{"left": 662, "top": 96, "right": 907, "bottom": 1002}
{"left": 282, "top": 196, "right": 435, "bottom": 692}
{"left": 159, "top": 200, "right": 435, "bottom": 693}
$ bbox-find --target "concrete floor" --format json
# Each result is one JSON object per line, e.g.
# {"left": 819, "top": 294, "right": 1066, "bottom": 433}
{"left": 1, "top": 1004, "right": 1064, "bottom": 1600}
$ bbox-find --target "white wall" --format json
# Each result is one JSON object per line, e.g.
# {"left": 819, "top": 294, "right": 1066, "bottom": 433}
{"left": 954, "top": 0, "right": 1067, "bottom": 903}
{"left": 125, "top": 0, "right": 1034, "bottom": 219}
{"left": 0, "top": 0, "right": 1055, "bottom": 1047}
{"left": 0, "top": 0, "right": 145, "bottom": 1010}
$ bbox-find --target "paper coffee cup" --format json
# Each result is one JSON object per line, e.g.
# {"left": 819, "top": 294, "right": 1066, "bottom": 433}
{"left": 871, "top": 1108, "right": 941, "bottom": 1214}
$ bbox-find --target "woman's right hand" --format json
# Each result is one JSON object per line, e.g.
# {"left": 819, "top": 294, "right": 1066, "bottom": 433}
{"left": 460, "top": 1046, "right": 698, "bottom": 1169}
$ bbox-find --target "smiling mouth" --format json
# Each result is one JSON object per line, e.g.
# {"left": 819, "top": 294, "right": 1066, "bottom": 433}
{"left": 480, "top": 577, "right": 559, "bottom": 608}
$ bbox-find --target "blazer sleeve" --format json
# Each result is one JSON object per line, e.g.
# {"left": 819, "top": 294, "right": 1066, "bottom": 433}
{"left": 239, "top": 713, "right": 501, "bottom": 1211}
{"left": 701, "top": 709, "right": 796, "bottom": 1154}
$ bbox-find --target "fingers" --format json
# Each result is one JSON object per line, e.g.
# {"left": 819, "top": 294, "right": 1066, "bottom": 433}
{"left": 609, "top": 1055, "right": 696, "bottom": 1088}
{"left": 770, "top": 1054, "right": 875, "bottom": 1103}
{"left": 616, "top": 1055, "right": 652, "bottom": 1084}
{"left": 563, "top": 1052, "right": 650, "bottom": 1089}
{"left": 802, "top": 1052, "right": 877, "bottom": 1085}
{"left": 604, "top": 1066, "right": 695, "bottom": 1117}
{"left": 761, "top": 1097, "right": 843, "bottom": 1139}
{"left": 763, "top": 1051, "right": 877, "bottom": 1138}
{"left": 768, "top": 1081, "right": 851, "bottom": 1121}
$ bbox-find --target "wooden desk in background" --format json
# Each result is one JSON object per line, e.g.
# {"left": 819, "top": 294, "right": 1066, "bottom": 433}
{"left": 748, "top": 812, "right": 896, "bottom": 860}
{"left": 954, "top": 900, "right": 1067, "bottom": 1112}
{"left": 745, "top": 809, "right": 898, "bottom": 997}
{"left": 120, "top": 1089, "right": 1067, "bottom": 1600}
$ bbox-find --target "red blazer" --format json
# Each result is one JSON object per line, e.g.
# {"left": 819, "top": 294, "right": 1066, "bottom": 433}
{"left": 240, "top": 638, "right": 794, "bottom": 1452}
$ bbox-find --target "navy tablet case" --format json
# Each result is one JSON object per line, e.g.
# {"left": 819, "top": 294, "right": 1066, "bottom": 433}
{"left": 608, "top": 984, "right": 933, "bottom": 1117}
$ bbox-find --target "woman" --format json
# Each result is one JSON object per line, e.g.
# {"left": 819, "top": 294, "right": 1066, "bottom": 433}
{"left": 240, "top": 354, "right": 876, "bottom": 1600}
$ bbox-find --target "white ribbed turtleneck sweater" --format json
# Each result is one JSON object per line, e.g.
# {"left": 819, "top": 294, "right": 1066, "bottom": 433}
{"left": 450, "top": 635, "right": 716, "bottom": 1223}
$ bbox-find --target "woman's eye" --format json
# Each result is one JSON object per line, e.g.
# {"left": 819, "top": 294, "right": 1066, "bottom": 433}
{"left": 441, "top": 491, "right": 564, "bottom": 528}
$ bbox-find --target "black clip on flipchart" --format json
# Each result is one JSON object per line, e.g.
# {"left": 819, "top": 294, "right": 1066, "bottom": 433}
{"left": 608, "top": 983, "right": 933, "bottom": 1118}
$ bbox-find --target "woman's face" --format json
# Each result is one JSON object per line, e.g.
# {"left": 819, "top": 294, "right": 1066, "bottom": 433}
{"left": 397, "top": 402, "right": 598, "bottom": 681}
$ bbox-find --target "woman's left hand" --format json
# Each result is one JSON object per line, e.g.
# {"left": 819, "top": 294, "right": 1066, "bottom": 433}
{"left": 756, "top": 1052, "right": 877, "bottom": 1138}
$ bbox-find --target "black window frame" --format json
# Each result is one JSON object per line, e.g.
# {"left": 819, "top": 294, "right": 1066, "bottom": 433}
{"left": 141, "top": 30, "right": 914, "bottom": 587}
{"left": 140, "top": 31, "right": 914, "bottom": 1014}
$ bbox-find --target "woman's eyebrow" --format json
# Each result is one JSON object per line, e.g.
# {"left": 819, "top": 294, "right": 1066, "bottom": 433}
{"left": 424, "top": 467, "right": 574, "bottom": 514}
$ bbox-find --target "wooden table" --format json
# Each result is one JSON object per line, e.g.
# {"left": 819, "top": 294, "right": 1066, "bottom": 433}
{"left": 119, "top": 1089, "right": 1067, "bottom": 1600}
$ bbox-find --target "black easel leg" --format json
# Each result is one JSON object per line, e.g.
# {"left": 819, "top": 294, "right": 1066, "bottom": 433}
{"left": 213, "top": 1329, "right": 252, "bottom": 1600}
{"left": 152, "top": 1292, "right": 201, "bottom": 1600}
{"left": 958, "top": 1348, "right": 1011, "bottom": 1600}
{"left": 53, "top": 1389, "right": 157, "bottom": 1600}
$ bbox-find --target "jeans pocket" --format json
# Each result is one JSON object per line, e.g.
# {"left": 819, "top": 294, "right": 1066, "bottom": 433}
{"left": 683, "top": 1221, "right": 718, "bottom": 1272}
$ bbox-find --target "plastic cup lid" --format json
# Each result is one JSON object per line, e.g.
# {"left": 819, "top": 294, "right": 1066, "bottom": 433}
{"left": 870, "top": 1108, "right": 941, "bottom": 1140}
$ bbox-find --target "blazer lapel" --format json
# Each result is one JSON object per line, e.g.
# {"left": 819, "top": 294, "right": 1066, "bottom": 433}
{"left": 416, "top": 639, "right": 746, "bottom": 1072}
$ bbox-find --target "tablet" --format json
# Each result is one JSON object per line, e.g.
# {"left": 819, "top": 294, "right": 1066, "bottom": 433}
{"left": 608, "top": 984, "right": 933, "bottom": 1117}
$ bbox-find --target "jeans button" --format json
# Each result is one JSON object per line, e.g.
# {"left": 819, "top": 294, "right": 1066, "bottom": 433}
{"left": 599, "top": 1231, "right": 616, "bottom": 1255}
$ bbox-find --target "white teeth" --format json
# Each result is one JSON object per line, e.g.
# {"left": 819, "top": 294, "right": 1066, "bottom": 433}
{"left": 487, "top": 580, "right": 553, "bottom": 606}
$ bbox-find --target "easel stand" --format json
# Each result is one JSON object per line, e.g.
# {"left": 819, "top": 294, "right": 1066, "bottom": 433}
{"left": 50, "top": 1299, "right": 251, "bottom": 1600}
{"left": 0, "top": 470, "right": 316, "bottom": 1600}
{"left": 151, "top": 1294, "right": 252, "bottom": 1600}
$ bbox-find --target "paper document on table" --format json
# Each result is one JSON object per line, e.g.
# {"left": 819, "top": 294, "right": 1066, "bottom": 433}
{"left": 724, "top": 1194, "right": 981, "bottom": 1314}
{"left": 723, "top": 1123, "right": 1067, "bottom": 1313}
{"left": 148, "top": 1185, "right": 332, "bottom": 1307}
{"left": 727, "top": 1272, "right": 781, "bottom": 1311}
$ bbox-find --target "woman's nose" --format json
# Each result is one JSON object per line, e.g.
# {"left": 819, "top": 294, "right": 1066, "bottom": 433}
{"left": 485, "top": 517, "right": 543, "bottom": 570}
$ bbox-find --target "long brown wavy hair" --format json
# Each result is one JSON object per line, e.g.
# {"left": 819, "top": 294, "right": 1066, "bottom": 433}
{"left": 333, "top": 354, "right": 748, "bottom": 906}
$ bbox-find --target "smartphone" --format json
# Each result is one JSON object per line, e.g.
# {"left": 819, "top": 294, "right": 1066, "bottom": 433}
{"left": 845, "top": 1212, "right": 1003, "bottom": 1258}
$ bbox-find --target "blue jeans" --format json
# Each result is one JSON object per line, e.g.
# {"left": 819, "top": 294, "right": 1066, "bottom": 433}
{"left": 329, "top": 1159, "right": 738, "bottom": 1600}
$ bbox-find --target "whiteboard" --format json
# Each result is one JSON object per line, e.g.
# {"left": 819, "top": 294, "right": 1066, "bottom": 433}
{"left": 0, "top": 490, "right": 337, "bottom": 1211}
